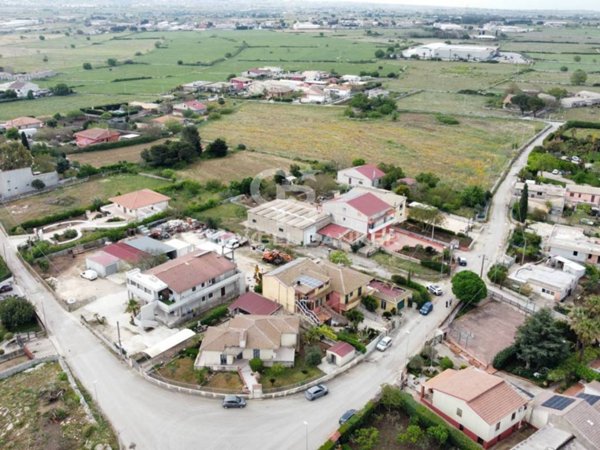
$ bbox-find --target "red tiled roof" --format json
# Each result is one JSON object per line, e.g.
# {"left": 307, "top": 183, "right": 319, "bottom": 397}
{"left": 228, "top": 292, "right": 281, "bottom": 316}
{"left": 74, "top": 128, "right": 120, "bottom": 140}
{"left": 346, "top": 193, "right": 392, "bottom": 217}
{"left": 102, "top": 242, "right": 148, "bottom": 263}
{"left": 318, "top": 223, "right": 351, "bottom": 239}
{"left": 109, "top": 189, "right": 171, "bottom": 211}
{"left": 147, "top": 251, "right": 236, "bottom": 294}
{"left": 328, "top": 341, "right": 355, "bottom": 357}
{"left": 178, "top": 100, "right": 206, "bottom": 110}
{"left": 87, "top": 251, "right": 120, "bottom": 266}
{"left": 4, "top": 117, "right": 43, "bottom": 128}
{"left": 354, "top": 164, "right": 385, "bottom": 180}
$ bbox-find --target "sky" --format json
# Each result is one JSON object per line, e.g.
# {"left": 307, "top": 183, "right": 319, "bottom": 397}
{"left": 331, "top": 0, "right": 600, "bottom": 12}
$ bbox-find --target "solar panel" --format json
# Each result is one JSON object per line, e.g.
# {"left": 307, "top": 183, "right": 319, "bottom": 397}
{"left": 296, "top": 275, "right": 324, "bottom": 289}
{"left": 577, "top": 393, "right": 600, "bottom": 406}
{"left": 541, "top": 395, "right": 576, "bottom": 411}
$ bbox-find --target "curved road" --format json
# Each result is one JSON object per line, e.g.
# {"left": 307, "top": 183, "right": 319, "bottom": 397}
{"left": 0, "top": 121, "right": 561, "bottom": 450}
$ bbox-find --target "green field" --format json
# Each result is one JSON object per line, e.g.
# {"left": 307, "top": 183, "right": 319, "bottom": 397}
{"left": 199, "top": 102, "right": 539, "bottom": 189}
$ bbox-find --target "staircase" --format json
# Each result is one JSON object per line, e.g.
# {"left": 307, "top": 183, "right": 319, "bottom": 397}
{"left": 295, "top": 300, "right": 320, "bottom": 326}
{"left": 322, "top": 304, "right": 348, "bottom": 326}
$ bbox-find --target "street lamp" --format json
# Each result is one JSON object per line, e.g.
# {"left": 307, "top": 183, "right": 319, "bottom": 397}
{"left": 303, "top": 421, "right": 308, "bottom": 450}
{"left": 405, "top": 329, "right": 411, "bottom": 359}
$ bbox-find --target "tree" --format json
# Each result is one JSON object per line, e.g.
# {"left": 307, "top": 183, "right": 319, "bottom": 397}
{"left": 206, "top": 138, "right": 228, "bottom": 158}
{"left": 352, "top": 158, "right": 366, "bottom": 166}
{"left": 571, "top": 69, "right": 587, "bottom": 86}
{"left": 487, "top": 264, "right": 508, "bottom": 286}
{"left": 0, "top": 297, "right": 36, "bottom": 331}
{"left": 460, "top": 185, "right": 486, "bottom": 208}
{"left": 519, "top": 182, "right": 528, "bottom": 223}
{"left": 451, "top": 271, "right": 487, "bottom": 306}
{"left": 107, "top": 58, "right": 118, "bottom": 67}
{"left": 528, "top": 96, "right": 545, "bottom": 117}
{"left": 547, "top": 87, "right": 568, "bottom": 99}
{"left": 125, "top": 299, "right": 140, "bottom": 316}
{"left": 5, "top": 127, "right": 19, "bottom": 140}
{"left": 514, "top": 308, "right": 570, "bottom": 371}
{"left": 20, "top": 132, "right": 30, "bottom": 150}
{"left": 574, "top": 55, "right": 581, "bottom": 62}
{"left": 353, "top": 427, "right": 379, "bottom": 450}
{"left": 0, "top": 141, "right": 33, "bottom": 171}
{"left": 289, "top": 164, "right": 302, "bottom": 178}
{"left": 416, "top": 172, "right": 440, "bottom": 188}
{"left": 374, "top": 49, "right": 385, "bottom": 58}
{"left": 50, "top": 83, "right": 72, "bottom": 96}
{"left": 511, "top": 93, "right": 531, "bottom": 115}
{"left": 328, "top": 250, "right": 351, "bottom": 266}
{"left": 305, "top": 345, "right": 323, "bottom": 366}
{"left": 55, "top": 157, "right": 70, "bottom": 174}
{"left": 345, "top": 309, "right": 364, "bottom": 329}
{"left": 26, "top": 90, "right": 34, "bottom": 100}
{"left": 249, "top": 357, "right": 263, "bottom": 373}
{"left": 362, "top": 296, "right": 378, "bottom": 312}
{"left": 408, "top": 206, "right": 445, "bottom": 240}
{"left": 31, "top": 179, "right": 45, "bottom": 190}
{"left": 397, "top": 425, "right": 425, "bottom": 447}
{"left": 82, "top": 62, "right": 92, "bottom": 70}
{"left": 179, "top": 126, "right": 202, "bottom": 156}
{"left": 569, "top": 296, "right": 600, "bottom": 360}
{"left": 273, "top": 171, "right": 286, "bottom": 185}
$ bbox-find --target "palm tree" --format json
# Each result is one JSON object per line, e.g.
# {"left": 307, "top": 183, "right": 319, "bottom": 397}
{"left": 126, "top": 299, "right": 140, "bottom": 317}
{"left": 570, "top": 297, "right": 600, "bottom": 360}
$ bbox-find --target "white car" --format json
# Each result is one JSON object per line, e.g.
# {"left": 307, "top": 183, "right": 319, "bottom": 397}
{"left": 376, "top": 336, "right": 392, "bottom": 352}
{"left": 552, "top": 169, "right": 560, "bottom": 175}
{"left": 225, "top": 239, "right": 240, "bottom": 249}
{"left": 80, "top": 270, "right": 98, "bottom": 281}
{"left": 427, "top": 284, "right": 443, "bottom": 296}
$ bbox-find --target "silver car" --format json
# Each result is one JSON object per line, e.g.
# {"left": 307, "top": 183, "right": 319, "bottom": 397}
{"left": 305, "top": 384, "right": 328, "bottom": 401}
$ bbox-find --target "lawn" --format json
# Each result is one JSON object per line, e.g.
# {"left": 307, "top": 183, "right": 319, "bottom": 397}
{"left": 155, "top": 356, "right": 244, "bottom": 392}
{"left": 261, "top": 364, "right": 324, "bottom": 391}
{"left": 372, "top": 251, "right": 442, "bottom": 281}
{"left": 0, "top": 173, "right": 170, "bottom": 228}
{"left": 68, "top": 138, "right": 170, "bottom": 166}
{"left": 0, "top": 362, "right": 117, "bottom": 450}
{"left": 194, "top": 203, "right": 248, "bottom": 233}
{"left": 200, "top": 102, "right": 538, "bottom": 188}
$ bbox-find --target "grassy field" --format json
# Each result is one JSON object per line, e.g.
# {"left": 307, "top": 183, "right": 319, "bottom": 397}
{"left": 0, "top": 173, "right": 170, "bottom": 228}
{"left": 69, "top": 138, "right": 170, "bottom": 166}
{"left": 0, "top": 362, "right": 117, "bottom": 450}
{"left": 199, "top": 102, "right": 538, "bottom": 188}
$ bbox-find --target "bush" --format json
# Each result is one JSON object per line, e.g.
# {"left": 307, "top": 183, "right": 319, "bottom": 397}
{"left": 305, "top": 346, "right": 323, "bottom": 366}
{"left": 31, "top": 179, "right": 46, "bottom": 190}
{"left": 74, "top": 134, "right": 160, "bottom": 153}
{"left": 249, "top": 357, "right": 263, "bottom": 373}
{"left": 420, "top": 260, "right": 450, "bottom": 274}
{"left": 361, "top": 296, "right": 378, "bottom": 312}
{"left": 200, "top": 305, "right": 228, "bottom": 326}
{"left": 493, "top": 344, "right": 517, "bottom": 370}
{"left": 439, "top": 356, "right": 454, "bottom": 370}
{"left": 435, "top": 114, "right": 460, "bottom": 125}
{"left": 336, "top": 331, "right": 366, "bottom": 353}
{"left": 408, "top": 355, "right": 425, "bottom": 372}
{"left": 0, "top": 297, "right": 36, "bottom": 331}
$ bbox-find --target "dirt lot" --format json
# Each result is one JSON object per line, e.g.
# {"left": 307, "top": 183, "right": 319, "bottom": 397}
{"left": 448, "top": 300, "right": 527, "bottom": 366}
{"left": 68, "top": 138, "right": 169, "bottom": 166}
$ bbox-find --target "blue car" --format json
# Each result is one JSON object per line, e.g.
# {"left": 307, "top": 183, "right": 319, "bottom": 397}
{"left": 419, "top": 302, "right": 433, "bottom": 316}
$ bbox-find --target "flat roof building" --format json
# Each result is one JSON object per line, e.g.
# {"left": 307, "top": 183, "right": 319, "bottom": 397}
{"left": 547, "top": 225, "right": 600, "bottom": 267}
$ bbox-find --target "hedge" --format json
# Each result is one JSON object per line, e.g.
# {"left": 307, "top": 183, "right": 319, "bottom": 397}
{"left": 563, "top": 120, "right": 600, "bottom": 130}
{"left": 71, "top": 134, "right": 161, "bottom": 153}
{"left": 492, "top": 344, "right": 517, "bottom": 370}
{"left": 15, "top": 206, "right": 92, "bottom": 232}
{"left": 391, "top": 275, "right": 432, "bottom": 303}
{"left": 336, "top": 331, "right": 367, "bottom": 354}
{"left": 420, "top": 260, "right": 450, "bottom": 274}
{"left": 318, "top": 400, "right": 377, "bottom": 449}
{"left": 200, "top": 305, "right": 228, "bottom": 326}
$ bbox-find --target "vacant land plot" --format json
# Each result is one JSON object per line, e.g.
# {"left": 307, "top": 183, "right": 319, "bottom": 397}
{"left": 0, "top": 174, "right": 169, "bottom": 228}
{"left": 69, "top": 138, "right": 169, "bottom": 166}
{"left": 0, "top": 362, "right": 117, "bottom": 450}
{"left": 179, "top": 150, "right": 297, "bottom": 184}
{"left": 448, "top": 300, "right": 526, "bottom": 366}
{"left": 201, "top": 103, "right": 538, "bottom": 188}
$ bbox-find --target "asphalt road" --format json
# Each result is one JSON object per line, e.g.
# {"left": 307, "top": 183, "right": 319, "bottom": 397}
{"left": 0, "top": 121, "right": 562, "bottom": 450}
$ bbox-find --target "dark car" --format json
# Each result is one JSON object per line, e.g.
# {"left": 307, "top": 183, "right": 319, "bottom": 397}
{"left": 419, "top": 302, "right": 434, "bottom": 316}
{"left": 339, "top": 409, "right": 357, "bottom": 425}
{"left": 305, "top": 384, "right": 328, "bottom": 401}
{"left": 222, "top": 395, "right": 247, "bottom": 409}
{"left": 0, "top": 285, "right": 13, "bottom": 293}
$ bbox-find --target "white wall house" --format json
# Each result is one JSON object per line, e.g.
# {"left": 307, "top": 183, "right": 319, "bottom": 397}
{"left": 421, "top": 368, "right": 529, "bottom": 448}
{"left": 0, "top": 81, "right": 40, "bottom": 98}
{"left": 102, "top": 188, "right": 170, "bottom": 220}
{"left": 127, "top": 251, "right": 244, "bottom": 327}
{"left": 336, "top": 164, "right": 385, "bottom": 188}
{"left": 0, "top": 167, "right": 59, "bottom": 200}
{"left": 547, "top": 225, "right": 600, "bottom": 267}
{"left": 508, "top": 264, "right": 581, "bottom": 302}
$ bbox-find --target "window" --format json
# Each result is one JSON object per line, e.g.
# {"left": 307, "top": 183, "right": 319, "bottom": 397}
{"left": 456, "top": 408, "right": 462, "bottom": 417}
{"left": 344, "top": 294, "right": 349, "bottom": 304}
{"left": 209, "top": 293, "right": 213, "bottom": 299}
{"left": 252, "top": 219, "right": 256, "bottom": 223}
{"left": 358, "top": 287, "right": 362, "bottom": 296}
{"left": 573, "top": 251, "right": 578, "bottom": 256}
{"left": 192, "top": 286, "right": 196, "bottom": 292}
{"left": 221, "top": 287, "right": 226, "bottom": 296}
{"left": 495, "top": 422, "right": 501, "bottom": 431}
{"left": 253, "top": 349, "right": 260, "bottom": 359}
{"left": 511, "top": 412, "right": 516, "bottom": 421}
{"left": 278, "top": 227, "right": 284, "bottom": 232}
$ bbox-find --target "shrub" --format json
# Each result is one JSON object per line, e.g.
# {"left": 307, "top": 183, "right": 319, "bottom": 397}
{"left": 435, "top": 114, "right": 460, "bottom": 125}
{"left": 249, "top": 357, "right": 264, "bottom": 373}
{"left": 361, "top": 295, "right": 378, "bottom": 312}
{"left": 408, "top": 355, "right": 425, "bottom": 372}
{"left": 336, "top": 332, "right": 366, "bottom": 353}
{"left": 0, "top": 297, "right": 36, "bottom": 331}
{"left": 493, "top": 344, "right": 517, "bottom": 370}
{"left": 397, "top": 424, "right": 424, "bottom": 446}
{"left": 31, "top": 179, "right": 46, "bottom": 190}
{"left": 420, "top": 260, "right": 450, "bottom": 274}
{"left": 305, "top": 346, "right": 323, "bottom": 366}
{"left": 439, "top": 356, "right": 454, "bottom": 370}
{"left": 200, "top": 305, "right": 228, "bottom": 326}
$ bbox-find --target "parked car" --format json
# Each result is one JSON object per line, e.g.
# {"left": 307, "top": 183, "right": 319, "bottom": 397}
{"left": 552, "top": 169, "right": 560, "bottom": 175}
{"left": 305, "top": 384, "right": 328, "bottom": 401}
{"left": 222, "top": 395, "right": 247, "bottom": 409}
{"left": 339, "top": 409, "right": 357, "bottom": 425}
{"left": 420, "top": 302, "right": 434, "bottom": 316}
{"left": 376, "top": 336, "right": 392, "bottom": 352}
{"left": 0, "top": 284, "right": 13, "bottom": 293}
{"left": 225, "top": 238, "right": 240, "bottom": 249}
{"left": 427, "top": 284, "right": 443, "bottom": 296}
{"left": 456, "top": 257, "right": 467, "bottom": 267}
{"left": 80, "top": 270, "right": 98, "bottom": 281}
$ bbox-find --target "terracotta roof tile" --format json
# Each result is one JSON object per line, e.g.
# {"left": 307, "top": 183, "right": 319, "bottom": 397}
{"left": 109, "top": 189, "right": 170, "bottom": 211}
{"left": 74, "top": 128, "right": 120, "bottom": 140}
{"left": 354, "top": 164, "right": 385, "bottom": 180}
{"left": 228, "top": 292, "right": 281, "bottom": 316}
{"left": 327, "top": 341, "right": 355, "bottom": 357}
{"left": 346, "top": 193, "right": 393, "bottom": 217}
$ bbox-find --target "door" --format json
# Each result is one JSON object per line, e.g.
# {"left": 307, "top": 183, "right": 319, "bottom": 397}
{"left": 220, "top": 354, "right": 227, "bottom": 365}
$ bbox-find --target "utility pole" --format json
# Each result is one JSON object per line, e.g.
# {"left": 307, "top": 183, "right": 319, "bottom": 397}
{"left": 479, "top": 255, "right": 486, "bottom": 278}
{"left": 116, "top": 321, "right": 122, "bottom": 355}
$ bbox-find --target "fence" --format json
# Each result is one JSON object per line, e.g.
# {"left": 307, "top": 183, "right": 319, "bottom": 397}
{"left": 489, "top": 289, "right": 536, "bottom": 315}
{"left": 0, "top": 355, "right": 59, "bottom": 380}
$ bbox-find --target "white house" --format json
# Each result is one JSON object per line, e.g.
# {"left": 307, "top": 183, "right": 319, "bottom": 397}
{"left": 102, "top": 188, "right": 170, "bottom": 220}
{"left": 195, "top": 315, "right": 299, "bottom": 369}
{"left": 336, "top": 164, "right": 385, "bottom": 188}
{"left": 127, "top": 251, "right": 245, "bottom": 327}
{"left": 421, "top": 368, "right": 529, "bottom": 448}
{"left": 402, "top": 43, "right": 499, "bottom": 61}
{"left": 0, "top": 167, "right": 59, "bottom": 200}
{"left": 326, "top": 341, "right": 356, "bottom": 367}
{"left": 322, "top": 190, "right": 396, "bottom": 241}
{"left": 508, "top": 264, "right": 581, "bottom": 301}
{"left": 0, "top": 81, "right": 40, "bottom": 98}
{"left": 546, "top": 225, "right": 600, "bottom": 266}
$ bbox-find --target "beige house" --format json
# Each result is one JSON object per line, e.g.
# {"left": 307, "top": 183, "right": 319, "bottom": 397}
{"left": 195, "top": 315, "right": 300, "bottom": 369}
{"left": 421, "top": 368, "right": 529, "bottom": 448}
{"left": 262, "top": 258, "right": 372, "bottom": 324}
{"left": 103, "top": 188, "right": 171, "bottom": 220}
{"left": 246, "top": 199, "right": 331, "bottom": 246}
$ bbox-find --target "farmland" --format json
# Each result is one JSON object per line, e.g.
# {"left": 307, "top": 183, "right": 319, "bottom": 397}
{"left": 199, "top": 102, "right": 539, "bottom": 188}
{"left": 0, "top": 173, "right": 170, "bottom": 228}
